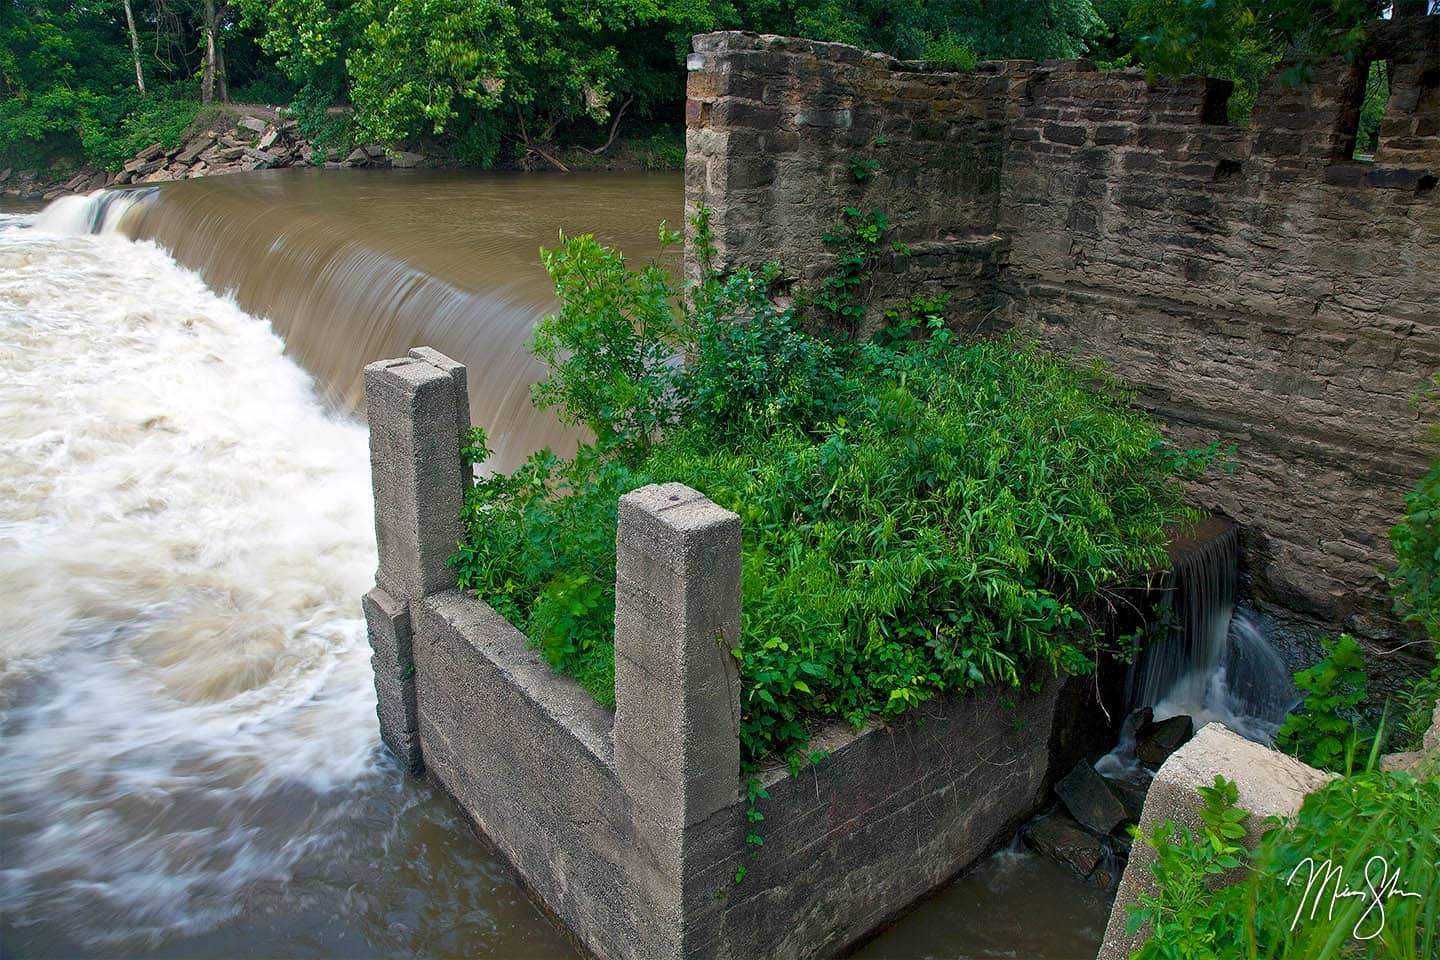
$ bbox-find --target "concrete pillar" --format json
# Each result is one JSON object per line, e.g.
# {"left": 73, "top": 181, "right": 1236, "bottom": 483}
{"left": 613, "top": 483, "right": 743, "bottom": 843}
{"left": 362, "top": 348, "right": 472, "bottom": 772}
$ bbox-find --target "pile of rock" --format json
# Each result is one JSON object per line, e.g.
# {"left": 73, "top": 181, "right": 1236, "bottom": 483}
{"left": 0, "top": 166, "right": 91, "bottom": 203}
{"left": 3, "top": 111, "right": 431, "bottom": 203}
{"left": 1023, "top": 708, "right": 1196, "bottom": 888}
{"left": 113, "top": 114, "right": 315, "bottom": 186}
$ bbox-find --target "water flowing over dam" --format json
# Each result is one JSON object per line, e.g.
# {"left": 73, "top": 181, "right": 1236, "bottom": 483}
{"left": 46, "top": 170, "right": 684, "bottom": 467}
{"left": 0, "top": 173, "right": 679, "bottom": 957}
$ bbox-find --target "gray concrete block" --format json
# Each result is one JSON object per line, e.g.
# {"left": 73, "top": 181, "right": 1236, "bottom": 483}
{"left": 364, "top": 352, "right": 468, "bottom": 601}
{"left": 1097, "top": 723, "right": 1336, "bottom": 960}
{"left": 614, "top": 484, "right": 743, "bottom": 837}
{"left": 363, "top": 585, "right": 421, "bottom": 773}
{"left": 362, "top": 585, "right": 413, "bottom": 675}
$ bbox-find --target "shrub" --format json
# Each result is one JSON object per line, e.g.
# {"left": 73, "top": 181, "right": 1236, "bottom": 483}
{"left": 452, "top": 212, "right": 1214, "bottom": 766}
{"left": 1389, "top": 452, "right": 1440, "bottom": 645}
{"left": 1275, "top": 634, "right": 1371, "bottom": 773}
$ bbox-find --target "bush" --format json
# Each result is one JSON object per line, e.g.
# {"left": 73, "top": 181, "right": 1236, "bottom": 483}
{"left": 79, "top": 93, "right": 204, "bottom": 170}
{"left": 1389, "top": 451, "right": 1440, "bottom": 645}
{"left": 452, "top": 211, "right": 1214, "bottom": 766}
{"left": 1274, "top": 634, "right": 1371, "bottom": 773}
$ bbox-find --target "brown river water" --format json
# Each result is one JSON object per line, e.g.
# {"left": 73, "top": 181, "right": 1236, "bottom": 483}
{"left": 0, "top": 170, "right": 1108, "bottom": 959}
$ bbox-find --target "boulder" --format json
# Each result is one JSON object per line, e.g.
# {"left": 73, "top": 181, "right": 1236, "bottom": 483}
{"left": 1136, "top": 714, "right": 1194, "bottom": 768}
{"left": 257, "top": 127, "right": 280, "bottom": 150}
{"left": 1024, "top": 813, "right": 1106, "bottom": 879}
{"left": 1102, "top": 775, "right": 1149, "bottom": 824}
{"left": 1096, "top": 724, "right": 1337, "bottom": 960}
{"left": 176, "top": 137, "right": 214, "bottom": 165}
{"left": 136, "top": 141, "right": 166, "bottom": 162}
{"left": 237, "top": 114, "right": 268, "bottom": 133}
{"left": 1056, "top": 760, "right": 1128, "bottom": 835}
{"left": 389, "top": 150, "right": 424, "bottom": 168}
{"left": 345, "top": 147, "right": 370, "bottom": 166}
{"left": 0, "top": 167, "right": 11, "bottom": 182}
{"left": 123, "top": 157, "right": 164, "bottom": 176}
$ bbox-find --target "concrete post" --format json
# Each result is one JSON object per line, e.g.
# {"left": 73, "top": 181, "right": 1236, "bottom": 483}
{"left": 613, "top": 483, "right": 743, "bottom": 844}
{"left": 362, "top": 348, "right": 471, "bottom": 772}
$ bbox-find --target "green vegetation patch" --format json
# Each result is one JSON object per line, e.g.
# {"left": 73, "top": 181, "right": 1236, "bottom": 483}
{"left": 452, "top": 215, "right": 1216, "bottom": 765}
{"left": 1132, "top": 769, "right": 1439, "bottom": 960}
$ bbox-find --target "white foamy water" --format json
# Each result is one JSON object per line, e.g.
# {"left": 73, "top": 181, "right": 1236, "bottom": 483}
{"left": 0, "top": 203, "right": 380, "bottom": 942}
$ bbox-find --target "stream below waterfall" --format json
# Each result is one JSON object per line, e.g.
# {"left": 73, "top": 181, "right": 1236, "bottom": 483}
{"left": 0, "top": 171, "right": 1119, "bottom": 959}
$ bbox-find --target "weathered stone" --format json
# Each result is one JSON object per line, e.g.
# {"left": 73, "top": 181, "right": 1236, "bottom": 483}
{"left": 256, "top": 127, "right": 279, "bottom": 150}
{"left": 1136, "top": 714, "right": 1194, "bottom": 768}
{"left": 1025, "top": 812, "right": 1105, "bottom": 878}
{"left": 237, "top": 114, "right": 267, "bottom": 133}
{"left": 1103, "top": 775, "right": 1149, "bottom": 824}
{"left": 363, "top": 351, "right": 470, "bottom": 604}
{"left": 346, "top": 147, "right": 370, "bottom": 165}
{"left": 175, "top": 137, "right": 214, "bottom": 165}
{"left": 1055, "top": 759, "right": 1128, "bottom": 834}
{"left": 389, "top": 150, "right": 424, "bottom": 168}
{"left": 614, "top": 483, "right": 742, "bottom": 838}
{"left": 1097, "top": 724, "right": 1336, "bottom": 960}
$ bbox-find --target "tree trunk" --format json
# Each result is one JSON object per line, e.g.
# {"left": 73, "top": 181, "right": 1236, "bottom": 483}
{"left": 215, "top": 9, "right": 228, "bottom": 103}
{"left": 201, "top": 0, "right": 216, "bottom": 104}
{"left": 123, "top": 0, "right": 146, "bottom": 94}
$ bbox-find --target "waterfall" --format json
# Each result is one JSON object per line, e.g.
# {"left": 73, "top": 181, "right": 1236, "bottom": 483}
{"left": 1125, "top": 520, "right": 1295, "bottom": 743}
{"left": 2, "top": 174, "right": 677, "bottom": 955}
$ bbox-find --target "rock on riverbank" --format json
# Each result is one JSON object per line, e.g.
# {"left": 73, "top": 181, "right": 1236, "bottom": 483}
{"left": 1, "top": 112, "right": 428, "bottom": 203}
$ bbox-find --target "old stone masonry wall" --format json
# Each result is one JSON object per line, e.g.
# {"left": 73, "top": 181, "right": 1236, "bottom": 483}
{"left": 684, "top": 17, "right": 1440, "bottom": 651}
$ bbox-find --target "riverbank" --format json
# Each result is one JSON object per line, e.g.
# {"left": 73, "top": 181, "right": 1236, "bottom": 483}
{"left": 1, "top": 111, "right": 685, "bottom": 204}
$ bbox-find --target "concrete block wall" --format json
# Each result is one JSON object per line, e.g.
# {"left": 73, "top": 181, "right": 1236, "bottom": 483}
{"left": 361, "top": 348, "right": 1104, "bottom": 959}
{"left": 684, "top": 20, "right": 1440, "bottom": 656}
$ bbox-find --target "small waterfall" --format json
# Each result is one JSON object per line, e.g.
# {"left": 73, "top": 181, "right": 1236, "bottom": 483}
{"left": 1124, "top": 520, "right": 1296, "bottom": 744}
{"left": 30, "top": 187, "right": 155, "bottom": 235}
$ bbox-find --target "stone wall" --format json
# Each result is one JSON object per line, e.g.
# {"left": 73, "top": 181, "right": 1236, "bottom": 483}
{"left": 684, "top": 18, "right": 1440, "bottom": 654}
{"left": 361, "top": 349, "right": 1113, "bottom": 959}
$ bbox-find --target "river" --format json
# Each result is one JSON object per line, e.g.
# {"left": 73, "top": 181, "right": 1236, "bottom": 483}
{"left": 0, "top": 170, "right": 1109, "bottom": 959}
